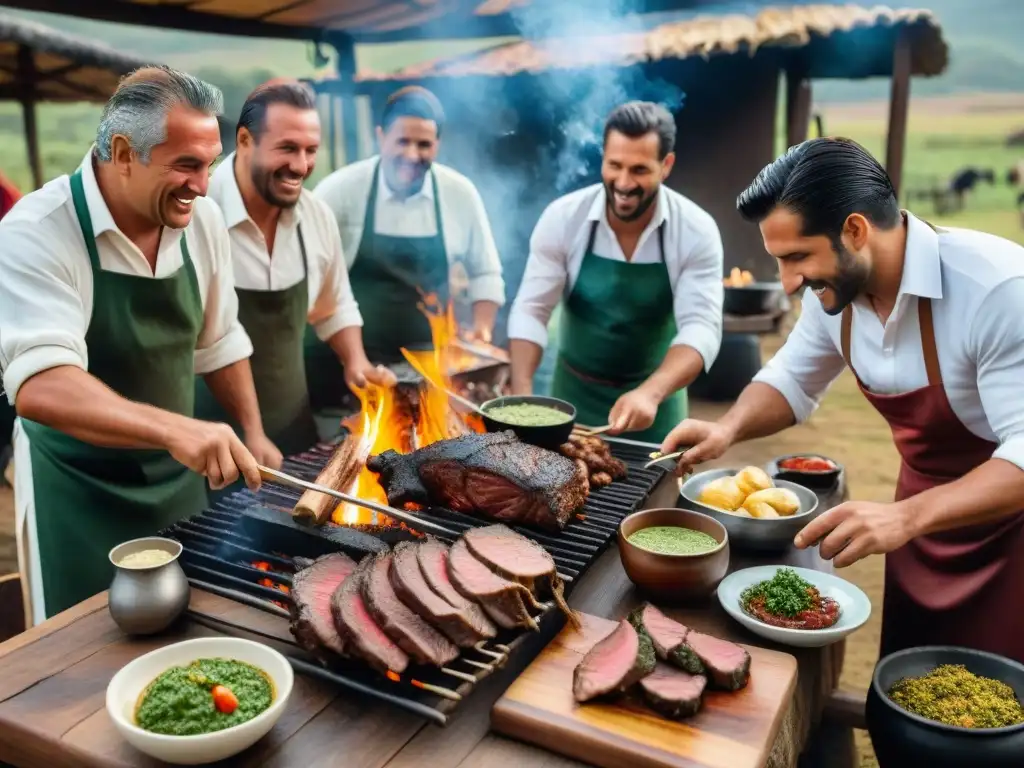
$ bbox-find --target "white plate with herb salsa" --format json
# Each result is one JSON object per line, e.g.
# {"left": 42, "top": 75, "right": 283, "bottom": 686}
{"left": 106, "top": 637, "right": 293, "bottom": 765}
{"left": 717, "top": 565, "right": 871, "bottom": 648}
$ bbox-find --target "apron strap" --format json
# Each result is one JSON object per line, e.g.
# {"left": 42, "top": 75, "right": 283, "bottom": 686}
{"left": 840, "top": 298, "right": 942, "bottom": 387}
{"left": 430, "top": 167, "right": 445, "bottom": 247}
{"left": 296, "top": 223, "right": 310, "bottom": 278}
{"left": 364, "top": 159, "right": 382, "bottom": 238}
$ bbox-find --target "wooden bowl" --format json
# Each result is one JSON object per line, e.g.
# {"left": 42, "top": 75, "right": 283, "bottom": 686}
{"left": 617, "top": 508, "right": 730, "bottom": 603}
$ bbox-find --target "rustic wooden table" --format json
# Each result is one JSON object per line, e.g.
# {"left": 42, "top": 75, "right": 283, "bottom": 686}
{"left": 0, "top": 465, "right": 849, "bottom": 768}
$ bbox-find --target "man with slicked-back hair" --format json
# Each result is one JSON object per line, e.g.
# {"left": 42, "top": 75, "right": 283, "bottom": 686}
{"left": 0, "top": 65, "right": 280, "bottom": 623}
{"left": 662, "top": 136, "right": 1024, "bottom": 662}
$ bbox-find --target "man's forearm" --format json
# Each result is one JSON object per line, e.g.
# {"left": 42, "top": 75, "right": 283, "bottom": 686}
{"left": 509, "top": 339, "right": 543, "bottom": 395}
{"left": 203, "top": 359, "right": 265, "bottom": 436}
{"left": 904, "top": 458, "right": 1024, "bottom": 536}
{"left": 471, "top": 301, "right": 499, "bottom": 341}
{"left": 15, "top": 366, "right": 180, "bottom": 449}
{"left": 327, "top": 325, "right": 371, "bottom": 369}
{"left": 637, "top": 345, "right": 704, "bottom": 404}
{"left": 718, "top": 382, "right": 798, "bottom": 443}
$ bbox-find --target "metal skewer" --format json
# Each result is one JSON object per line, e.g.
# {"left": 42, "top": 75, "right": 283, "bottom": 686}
{"left": 257, "top": 465, "right": 461, "bottom": 539}
{"left": 644, "top": 449, "right": 690, "bottom": 470}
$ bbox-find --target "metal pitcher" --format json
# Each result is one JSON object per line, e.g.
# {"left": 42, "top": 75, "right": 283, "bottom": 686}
{"left": 108, "top": 536, "right": 190, "bottom": 636}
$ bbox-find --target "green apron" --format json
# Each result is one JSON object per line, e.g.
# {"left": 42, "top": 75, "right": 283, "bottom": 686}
{"left": 304, "top": 159, "right": 449, "bottom": 410}
{"left": 551, "top": 219, "right": 686, "bottom": 444}
{"left": 22, "top": 168, "right": 208, "bottom": 619}
{"left": 194, "top": 224, "right": 319, "bottom": 470}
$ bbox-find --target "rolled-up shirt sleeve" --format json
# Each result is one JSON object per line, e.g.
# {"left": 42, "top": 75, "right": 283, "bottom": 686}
{"left": 194, "top": 210, "right": 253, "bottom": 375}
{"left": 506, "top": 202, "right": 569, "bottom": 349}
{"left": 463, "top": 183, "right": 506, "bottom": 306}
{"left": 309, "top": 210, "right": 363, "bottom": 341}
{"left": 0, "top": 222, "right": 88, "bottom": 404}
{"left": 671, "top": 222, "right": 724, "bottom": 371}
{"left": 971, "top": 277, "right": 1024, "bottom": 471}
{"left": 751, "top": 289, "right": 847, "bottom": 423}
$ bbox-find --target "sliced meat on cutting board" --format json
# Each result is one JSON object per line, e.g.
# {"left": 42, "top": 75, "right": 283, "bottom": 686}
{"left": 416, "top": 538, "right": 497, "bottom": 641}
{"left": 492, "top": 611, "right": 797, "bottom": 768}
{"left": 628, "top": 603, "right": 689, "bottom": 660}
{"left": 572, "top": 619, "right": 655, "bottom": 702}
{"left": 683, "top": 631, "right": 752, "bottom": 691}
{"left": 639, "top": 663, "right": 707, "bottom": 719}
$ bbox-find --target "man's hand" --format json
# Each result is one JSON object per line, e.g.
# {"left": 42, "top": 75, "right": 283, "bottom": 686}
{"left": 608, "top": 388, "right": 660, "bottom": 435}
{"left": 345, "top": 361, "right": 397, "bottom": 391}
{"left": 794, "top": 499, "right": 916, "bottom": 568}
{"left": 464, "top": 325, "right": 493, "bottom": 345}
{"left": 245, "top": 430, "right": 283, "bottom": 471}
{"left": 163, "top": 418, "right": 262, "bottom": 491}
{"left": 659, "top": 419, "right": 736, "bottom": 476}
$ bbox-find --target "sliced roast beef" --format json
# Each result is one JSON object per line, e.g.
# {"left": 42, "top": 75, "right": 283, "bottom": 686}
{"left": 369, "top": 431, "right": 588, "bottom": 531}
{"left": 638, "top": 663, "right": 707, "bottom": 718}
{"left": 416, "top": 538, "right": 497, "bottom": 640}
{"left": 289, "top": 552, "right": 356, "bottom": 660}
{"left": 463, "top": 525, "right": 580, "bottom": 628}
{"left": 572, "top": 619, "right": 655, "bottom": 703}
{"left": 447, "top": 538, "right": 539, "bottom": 631}
{"left": 330, "top": 557, "right": 409, "bottom": 675}
{"left": 628, "top": 603, "right": 696, "bottom": 671}
{"left": 683, "top": 631, "right": 751, "bottom": 691}
{"left": 389, "top": 542, "right": 489, "bottom": 647}
{"left": 363, "top": 552, "right": 460, "bottom": 667}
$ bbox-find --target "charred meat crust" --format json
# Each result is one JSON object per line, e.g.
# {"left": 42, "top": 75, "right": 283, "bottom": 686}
{"left": 330, "top": 557, "right": 410, "bottom": 675}
{"left": 638, "top": 663, "right": 708, "bottom": 719}
{"left": 446, "top": 538, "right": 540, "bottom": 631}
{"left": 416, "top": 538, "right": 498, "bottom": 640}
{"left": 289, "top": 552, "right": 357, "bottom": 660}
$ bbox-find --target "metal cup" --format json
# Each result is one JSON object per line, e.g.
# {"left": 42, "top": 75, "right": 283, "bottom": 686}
{"left": 108, "top": 536, "right": 190, "bottom": 636}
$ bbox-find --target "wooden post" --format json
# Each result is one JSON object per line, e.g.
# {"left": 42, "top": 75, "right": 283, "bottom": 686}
{"left": 784, "top": 68, "right": 812, "bottom": 149}
{"left": 885, "top": 30, "right": 913, "bottom": 200}
{"left": 327, "top": 91, "right": 339, "bottom": 171}
{"left": 16, "top": 45, "right": 42, "bottom": 190}
{"left": 332, "top": 35, "right": 360, "bottom": 165}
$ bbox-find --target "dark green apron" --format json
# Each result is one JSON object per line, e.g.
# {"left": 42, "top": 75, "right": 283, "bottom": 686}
{"left": 22, "top": 168, "right": 208, "bottom": 619}
{"left": 304, "top": 159, "right": 449, "bottom": 410}
{"left": 551, "top": 219, "right": 686, "bottom": 444}
{"left": 194, "top": 224, "right": 319, "bottom": 468}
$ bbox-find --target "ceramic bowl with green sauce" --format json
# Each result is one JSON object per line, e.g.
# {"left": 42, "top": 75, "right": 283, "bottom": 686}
{"left": 618, "top": 507, "right": 730, "bottom": 603}
{"left": 106, "top": 637, "right": 293, "bottom": 765}
{"left": 480, "top": 394, "right": 577, "bottom": 450}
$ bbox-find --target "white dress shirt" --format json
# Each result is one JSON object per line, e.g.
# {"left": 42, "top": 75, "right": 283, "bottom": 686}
{"left": 0, "top": 151, "right": 252, "bottom": 628}
{"left": 507, "top": 184, "right": 725, "bottom": 371}
{"left": 0, "top": 151, "right": 252, "bottom": 404}
{"left": 312, "top": 156, "right": 506, "bottom": 307}
{"left": 754, "top": 211, "right": 1024, "bottom": 471}
{"left": 208, "top": 153, "right": 363, "bottom": 341}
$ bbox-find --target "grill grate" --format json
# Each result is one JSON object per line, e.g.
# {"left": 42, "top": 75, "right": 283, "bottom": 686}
{"left": 160, "top": 436, "right": 667, "bottom": 725}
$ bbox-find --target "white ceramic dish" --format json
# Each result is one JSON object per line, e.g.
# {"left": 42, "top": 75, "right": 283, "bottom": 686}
{"left": 717, "top": 565, "right": 872, "bottom": 648}
{"left": 106, "top": 637, "right": 293, "bottom": 765}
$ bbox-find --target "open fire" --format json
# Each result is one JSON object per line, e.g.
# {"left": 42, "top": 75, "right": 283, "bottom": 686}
{"left": 333, "top": 296, "right": 489, "bottom": 527}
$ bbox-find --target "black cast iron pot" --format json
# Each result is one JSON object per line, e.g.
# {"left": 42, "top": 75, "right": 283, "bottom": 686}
{"left": 866, "top": 645, "right": 1024, "bottom": 768}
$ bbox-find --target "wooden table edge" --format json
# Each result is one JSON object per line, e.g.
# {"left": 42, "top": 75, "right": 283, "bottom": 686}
{"left": 0, "top": 592, "right": 109, "bottom": 660}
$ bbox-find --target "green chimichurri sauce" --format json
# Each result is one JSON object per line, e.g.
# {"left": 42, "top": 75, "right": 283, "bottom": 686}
{"left": 485, "top": 403, "right": 572, "bottom": 427}
{"left": 627, "top": 526, "right": 720, "bottom": 555}
{"left": 134, "top": 657, "right": 274, "bottom": 736}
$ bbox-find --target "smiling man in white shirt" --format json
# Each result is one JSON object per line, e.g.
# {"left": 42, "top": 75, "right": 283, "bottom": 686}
{"left": 507, "top": 101, "right": 725, "bottom": 443}
{"left": 200, "top": 79, "right": 394, "bottom": 459}
{"left": 311, "top": 86, "right": 505, "bottom": 410}
{"left": 661, "top": 137, "right": 1024, "bottom": 662}
{"left": 0, "top": 66, "right": 278, "bottom": 623}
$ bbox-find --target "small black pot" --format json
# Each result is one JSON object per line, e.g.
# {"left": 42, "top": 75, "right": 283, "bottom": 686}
{"left": 866, "top": 646, "right": 1024, "bottom": 768}
{"left": 479, "top": 395, "right": 576, "bottom": 451}
{"left": 766, "top": 453, "right": 842, "bottom": 491}
{"left": 723, "top": 282, "right": 783, "bottom": 316}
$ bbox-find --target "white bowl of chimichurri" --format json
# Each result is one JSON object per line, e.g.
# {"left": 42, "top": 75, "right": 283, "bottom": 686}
{"left": 106, "top": 637, "right": 293, "bottom": 764}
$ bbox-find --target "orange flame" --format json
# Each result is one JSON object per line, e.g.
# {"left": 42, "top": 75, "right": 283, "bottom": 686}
{"left": 330, "top": 296, "right": 486, "bottom": 527}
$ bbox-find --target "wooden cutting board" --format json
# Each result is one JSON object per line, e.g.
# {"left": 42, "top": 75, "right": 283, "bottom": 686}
{"left": 491, "top": 612, "right": 798, "bottom": 768}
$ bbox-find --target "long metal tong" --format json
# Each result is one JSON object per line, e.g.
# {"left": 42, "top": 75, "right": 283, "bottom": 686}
{"left": 257, "top": 465, "right": 460, "bottom": 538}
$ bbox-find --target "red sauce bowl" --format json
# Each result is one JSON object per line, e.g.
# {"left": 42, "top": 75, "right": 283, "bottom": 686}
{"left": 770, "top": 454, "right": 842, "bottom": 490}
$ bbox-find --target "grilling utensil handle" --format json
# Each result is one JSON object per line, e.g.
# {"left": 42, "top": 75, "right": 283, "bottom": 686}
{"left": 257, "top": 465, "right": 461, "bottom": 539}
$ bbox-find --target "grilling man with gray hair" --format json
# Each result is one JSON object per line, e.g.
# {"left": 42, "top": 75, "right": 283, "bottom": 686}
{"left": 0, "top": 65, "right": 280, "bottom": 624}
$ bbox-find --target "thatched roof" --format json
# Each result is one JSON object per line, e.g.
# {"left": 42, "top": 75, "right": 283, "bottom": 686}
{"left": 0, "top": 13, "right": 155, "bottom": 103}
{"left": 354, "top": 3, "right": 948, "bottom": 82}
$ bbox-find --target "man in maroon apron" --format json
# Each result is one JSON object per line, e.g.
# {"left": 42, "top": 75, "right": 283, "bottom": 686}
{"left": 659, "top": 137, "right": 1024, "bottom": 662}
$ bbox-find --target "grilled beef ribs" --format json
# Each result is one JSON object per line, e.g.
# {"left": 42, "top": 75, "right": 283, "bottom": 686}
{"left": 390, "top": 542, "right": 490, "bottom": 647}
{"left": 447, "top": 538, "right": 540, "bottom": 631}
{"left": 330, "top": 557, "right": 410, "bottom": 675}
{"left": 627, "top": 603, "right": 698, "bottom": 671}
{"left": 416, "top": 538, "right": 497, "bottom": 641}
{"left": 683, "top": 631, "right": 751, "bottom": 691}
{"left": 363, "top": 552, "right": 460, "bottom": 667}
{"left": 463, "top": 524, "right": 579, "bottom": 627}
{"left": 638, "top": 663, "right": 707, "bottom": 718}
{"left": 289, "top": 553, "right": 356, "bottom": 660}
{"left": 368, "top": 431, "right": 588, "bottom": 531}
{"left": 572, "top": 619, "right": 655, "bottom": 703}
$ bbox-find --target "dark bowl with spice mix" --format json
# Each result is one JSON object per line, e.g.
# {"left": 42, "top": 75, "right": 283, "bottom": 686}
{"left": 480, "top": 395, "right": 577, "bottom": 451}
{"left": 866, "top": 646, "right": 1024, "bottom": 768}
{"left": 617, "top": 507, "right": 730, "bottom": 603}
